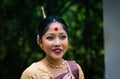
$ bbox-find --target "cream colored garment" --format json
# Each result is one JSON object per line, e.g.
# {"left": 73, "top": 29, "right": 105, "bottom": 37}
{"left": 77, "top": 64, "right": 85, "bottom": 79}
{"left": 21, "top": 61, "right": 52, "bottom": 79}
{"left": 21, "top": 61, "right": 84, "bottom": 79}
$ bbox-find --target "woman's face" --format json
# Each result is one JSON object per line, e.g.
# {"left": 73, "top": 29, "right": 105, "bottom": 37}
{"left": 38, "top": 22, "right": 68, "bottom": 60}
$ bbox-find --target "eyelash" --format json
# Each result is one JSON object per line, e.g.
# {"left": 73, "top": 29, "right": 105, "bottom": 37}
{"left": 60, "top": 35, "right": 66, "bottom": 39}
{"left": 46, "top": 35, "right": 67, "bottom": 40}
{"left": 46, "top": 36, "right": 54, "bottom": 40}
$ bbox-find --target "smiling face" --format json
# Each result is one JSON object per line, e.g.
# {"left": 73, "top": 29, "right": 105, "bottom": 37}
{"left": 37, "top": 22, "right": 68, "bottom": 60}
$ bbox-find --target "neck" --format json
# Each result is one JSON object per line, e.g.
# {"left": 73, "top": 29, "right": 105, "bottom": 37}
{"left": 46, "top": 57, "right": 63, "bottom": 65}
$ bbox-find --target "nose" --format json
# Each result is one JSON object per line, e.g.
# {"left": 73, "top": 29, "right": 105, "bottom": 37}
{"left": 53, "top": 38, "right": 61, "bottom": 47}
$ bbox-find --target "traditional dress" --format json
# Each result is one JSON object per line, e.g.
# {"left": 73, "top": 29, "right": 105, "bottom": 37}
{"left": 21, "top": 60, "right": 84, "bottom": 79}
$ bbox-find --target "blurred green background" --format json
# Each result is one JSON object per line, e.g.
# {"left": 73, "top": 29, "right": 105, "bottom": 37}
{"left": 0, "top": 0, "right": 104, "bottom": 79}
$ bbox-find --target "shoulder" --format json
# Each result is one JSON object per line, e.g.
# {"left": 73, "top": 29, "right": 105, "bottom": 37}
{"left": 65, "top": 60, "right": 78, "bottom": 68}
{"left": 23, "top": 61, "right": 43, "bottom": 73}
{"left": 21, "top": 61, "right": 50, "bottom": 79}
{"left": 66, "top": 60, "right": 85, "bottom": 79}
{"left": 20, "top": 62, "right": 38, "bottom": 79}
{"left": 76, "top": 64, "right": 85, "bottom": 79}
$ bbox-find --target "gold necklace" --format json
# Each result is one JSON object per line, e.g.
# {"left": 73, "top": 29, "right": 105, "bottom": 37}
{"left": 45, "top": 60, "right": 65, "bottom": 69}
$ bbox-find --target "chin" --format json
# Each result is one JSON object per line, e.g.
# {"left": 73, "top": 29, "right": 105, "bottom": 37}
{"left": 53, "top": 56, "right": 63, "bottom": 60}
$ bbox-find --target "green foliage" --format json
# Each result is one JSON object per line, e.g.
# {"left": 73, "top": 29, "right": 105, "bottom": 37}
{"left": 0, "top": 0, "right": 104, "bottom": 79}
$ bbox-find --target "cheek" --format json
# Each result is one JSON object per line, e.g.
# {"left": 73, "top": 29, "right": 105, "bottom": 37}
{"left": 43, "top": 40, "right": 52, "bottom": 48}
{"left": 63, "top": 39, "right": 68, "bottom": 48}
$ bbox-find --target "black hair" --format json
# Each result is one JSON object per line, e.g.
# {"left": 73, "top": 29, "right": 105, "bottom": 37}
{"left": 38, "top": 16, "right": 68, "bottom": 39}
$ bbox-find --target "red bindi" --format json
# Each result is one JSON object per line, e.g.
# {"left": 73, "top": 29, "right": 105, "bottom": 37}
{"left": 54, "top": 27, "right": 58, "bottom": 31}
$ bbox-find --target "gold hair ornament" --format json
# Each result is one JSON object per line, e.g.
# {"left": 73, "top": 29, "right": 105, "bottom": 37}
{"left": 41, "top": 6, "right": 46, "bottom": 19}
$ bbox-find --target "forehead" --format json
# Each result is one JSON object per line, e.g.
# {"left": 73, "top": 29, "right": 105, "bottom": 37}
{"left": 47, "top": 22, "right": 65, "bottom": 32}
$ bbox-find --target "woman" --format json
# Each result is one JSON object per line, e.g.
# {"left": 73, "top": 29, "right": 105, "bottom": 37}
{"left": 21, "top": 16, "right": 84, "bottom": 79}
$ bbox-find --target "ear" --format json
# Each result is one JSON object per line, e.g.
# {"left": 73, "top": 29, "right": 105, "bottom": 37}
{"left": 37, "top": 35, "right": 43, "bottom": 49}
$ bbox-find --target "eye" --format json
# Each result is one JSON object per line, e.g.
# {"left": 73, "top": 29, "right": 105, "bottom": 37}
{"left": 60, "top": 35, "right": 67, "bottom": 40}
{"left": 46, "top": 36, "right": 54, "bottom": 40}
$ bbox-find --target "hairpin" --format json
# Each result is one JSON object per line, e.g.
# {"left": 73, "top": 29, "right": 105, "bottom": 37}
{"left": 41, "top": 6, "right": 46, "bottom": 19}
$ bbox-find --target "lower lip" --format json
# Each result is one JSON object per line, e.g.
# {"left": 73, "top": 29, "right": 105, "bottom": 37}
{"left": 53, "top": 50, "right": 62, "bottom": 54}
